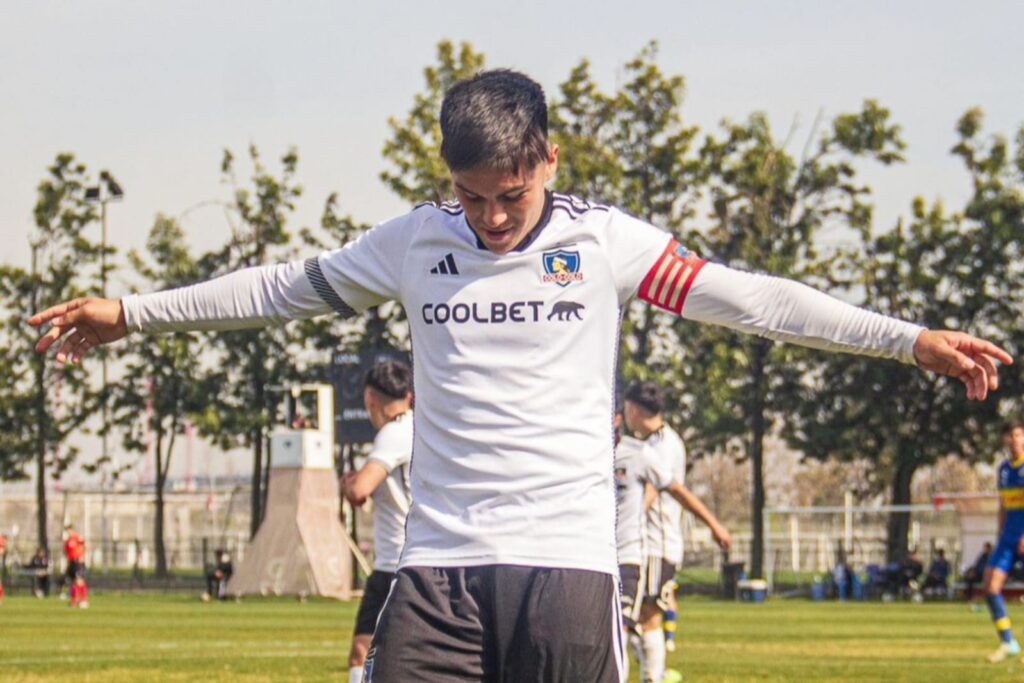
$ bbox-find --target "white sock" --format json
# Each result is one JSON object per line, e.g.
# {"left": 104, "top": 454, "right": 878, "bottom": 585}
{"left": 629, "top": 632, "right": 644, "bottom": 672}
{"left": 348, "top": 666, "right": 363, "bottom": 683}
{"left": 642, "top": 629, "right": 666, "bottom": 683}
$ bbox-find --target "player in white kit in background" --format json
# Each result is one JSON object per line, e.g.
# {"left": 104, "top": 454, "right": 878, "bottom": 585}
{"left": 340, "top": 361, "right": 413, "bottom": 683}
{"left": 29, "top": 69, "right": 1013, "bottom": 683}
{"left": 620, "top": 386, "right": 731, "bottom": 683}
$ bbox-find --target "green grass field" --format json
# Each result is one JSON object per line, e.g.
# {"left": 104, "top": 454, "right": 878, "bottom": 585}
{"left": 2, "top": 593, "right": 1023, "bottom": 682}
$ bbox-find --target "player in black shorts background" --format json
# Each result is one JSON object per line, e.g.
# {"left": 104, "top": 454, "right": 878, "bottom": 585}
{"left": 340, "top": 362, "right": 413, "bottom": 683}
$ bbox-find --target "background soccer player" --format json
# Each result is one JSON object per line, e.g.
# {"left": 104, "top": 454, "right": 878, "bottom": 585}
{"left": 623, "top": 381, "right": 687, "bottom": 656}
{"left": 62, "top": 523, "right": 88, "bottom": 609}
{"left": 624, "top": 383, "right": 730, "bottom": 683}
{"left": 29, "top": 69, "right": 1012, "bottom": 681}
{"left": 614, "top": 415, "right": 670, "bottom": 681}
{"left": 340, "top": 361, "right": 413, "bottom": 683}
{"left": 983, "top": 421, "right": 1024, "bottom": 663}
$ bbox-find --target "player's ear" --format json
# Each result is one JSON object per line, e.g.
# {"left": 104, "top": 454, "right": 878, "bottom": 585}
{"left": 544, "top": 144, "right": 559, "bottom": 182}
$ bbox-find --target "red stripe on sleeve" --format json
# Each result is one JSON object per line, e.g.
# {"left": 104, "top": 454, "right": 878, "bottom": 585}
{"left": 638, "top": 239, "right": 706, "bottom": 315}
{"left": 638, "top": 240, "right": 676, "bottom": 301}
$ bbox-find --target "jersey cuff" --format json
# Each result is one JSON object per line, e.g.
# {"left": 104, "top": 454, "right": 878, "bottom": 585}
{"left": 304, "top": 257, "right": 357, "bottom": 319}
{"left": 366, "top": 456, "right": 399, "bottom": 474}
{"left": 121, "top": 294, "right": 143, "bottom": 333}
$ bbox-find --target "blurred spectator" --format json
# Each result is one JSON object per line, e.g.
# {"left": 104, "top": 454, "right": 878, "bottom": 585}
{"left": 27, "top": 547, "right": 51, "bottom": 598}
{"left": 204, "top": 550, "right": 233, "bottom": 601}
{"left": 963, "top": 542, "right": 992, "bottom": 602}
{"left": 923, "top": 549, "right": 951, "bottom": 597}
{"left": 901, "top": 550, "right": 924, "bottom": 586}
{"left": 291, "top": 414, "right": 313, "bottom": 430}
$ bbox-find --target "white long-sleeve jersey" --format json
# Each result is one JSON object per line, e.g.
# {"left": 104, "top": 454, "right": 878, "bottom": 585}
{"left": 123, "top": 192, "right": 923, "bottom": 575}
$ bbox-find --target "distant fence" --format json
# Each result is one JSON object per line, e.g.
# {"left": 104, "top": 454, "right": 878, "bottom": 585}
{"left": 1, "top": 486, "right": 737, "bottom": 584}
{"left": 0, "top": 487, "right": 253, "bottom": 573}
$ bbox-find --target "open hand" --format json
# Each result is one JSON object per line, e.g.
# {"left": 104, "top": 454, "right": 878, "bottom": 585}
{"left": 913, "top": 330, "right": 1013, "bottom": 401}
{"left": 28, "top": 297, "right": 127, "bottom": 364}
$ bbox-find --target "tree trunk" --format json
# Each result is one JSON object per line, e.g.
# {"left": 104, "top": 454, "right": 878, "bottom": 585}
{"left": 749, "top": 339, "right": 769, "bottom": 579}
{"left": 154, "top": 429, "right": 168, "bottom": 578}
{"left": 250, "top": 428, "right": 263, "bottom": 539}
{"left": 886, "top": 457, "right": 917, "bottom": 563}
{"left": 34, "top": 356, "right": 48, "bottom": 552}
{"left": 249, "top": 342, "right": 266, "bottom": 539}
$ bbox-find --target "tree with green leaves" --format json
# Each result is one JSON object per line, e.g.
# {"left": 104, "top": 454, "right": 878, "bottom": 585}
{"left": 0, "top": 154, "right": 109, "bottom": 550}
{"left": 784, "top": 110, "right": 1024, "bottom": 561}
{"left": 112, "top": 215, "right": 216, "bottom": 576}
{"left": 550, "top": 43, "right": 701, "bottom": 385}
{"left": 205, "top": 145, "right": 303, "bottom": 537}
{"left": 682, "top": 102, "right": 906, "bottom": 577}
{"left": 381, "top": 40, "right": 485, "bottom": 205}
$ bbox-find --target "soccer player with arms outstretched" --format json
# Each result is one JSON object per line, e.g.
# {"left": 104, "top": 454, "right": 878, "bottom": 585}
{"left": 30, "top": 70, "right": 1011, "bottom": 682}
{"left": 984, "top": 421, "right": 1024, "bottom": 663}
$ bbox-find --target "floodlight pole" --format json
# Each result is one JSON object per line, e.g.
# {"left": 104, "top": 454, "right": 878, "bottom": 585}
{"left": 86, "top": 175, "right": 122, "bottom": 571}
{"left": 100, "top": 197, "right": 108, "bottom": 468}
{"left": 85, "top": 176, "right": 122, "bottom": 475}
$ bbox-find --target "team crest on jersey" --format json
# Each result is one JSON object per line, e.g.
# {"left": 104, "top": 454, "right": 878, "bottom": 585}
{"left": 542, "top": 249, "right": 583, "bottom": 287}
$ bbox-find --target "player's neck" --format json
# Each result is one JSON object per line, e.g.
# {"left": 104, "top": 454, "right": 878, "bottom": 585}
{"left": 635, "top": 417, "right": 664, "bottom": 440}
{"left": 380, "top": 402, "right": 410, "bottom": 425}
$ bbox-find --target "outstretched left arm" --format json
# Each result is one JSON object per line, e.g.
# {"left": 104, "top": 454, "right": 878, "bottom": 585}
{"left": 639, "top": 244, "right": 1012, "bottom": 401}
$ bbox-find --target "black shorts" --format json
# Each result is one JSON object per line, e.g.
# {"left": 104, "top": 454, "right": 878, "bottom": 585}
{"left": 65, "top": 561, "right": 86, "bottom": 581}
{"left": 643, "top": 557, "right": 677, "bottom": 608}
{"left": 354, "top": 570, "right": 396, "bottom": 636}
{"left": 364, "top": 565, "right": 624, "bottom": 682}
{"left": 619, "top": 563, "right": 644, "bottom": 628}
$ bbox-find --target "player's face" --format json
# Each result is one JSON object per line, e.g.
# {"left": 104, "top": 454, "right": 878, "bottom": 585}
{"left": 450, "top": 146, "right": 559, "bottom": 255}
{"left": 1005, "top": 427, "right": 1024, "bottom": 457}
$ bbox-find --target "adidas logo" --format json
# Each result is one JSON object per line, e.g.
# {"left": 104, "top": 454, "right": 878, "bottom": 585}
{"left": 430, "top": 253, "right": 460, "bottom": 275}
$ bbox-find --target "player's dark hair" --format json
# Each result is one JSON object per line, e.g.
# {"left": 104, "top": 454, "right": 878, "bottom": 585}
{"left": 1004, "top": 421, "right": 1024, "bottom": 436}
{"left": 365, "top": 361, "right": 413, "bottom": 401}
{"left": 440, "top": 69, "right": 550, "bottom": 173}
{"left": 624, "top": 381, "right": 665, "bottom": 416}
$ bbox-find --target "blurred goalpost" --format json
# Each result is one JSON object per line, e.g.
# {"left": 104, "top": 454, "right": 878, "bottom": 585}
{"left": 763, "top": 492, "right": 997, "bottom": 591}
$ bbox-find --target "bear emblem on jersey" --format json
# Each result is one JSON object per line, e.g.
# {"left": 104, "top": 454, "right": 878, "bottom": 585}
{"left": 547, "top": 301, "right": 585, "bottom": 321}
{"left": 542, "top": 249, "right": 583, "bottom": 287}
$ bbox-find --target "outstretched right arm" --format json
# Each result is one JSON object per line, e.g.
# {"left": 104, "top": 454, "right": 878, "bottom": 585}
{"left": 30, "top": 211, "right": 414, "bottom": 364}
{"left": 30, "top": 259, "right": 335, "bottom": 363}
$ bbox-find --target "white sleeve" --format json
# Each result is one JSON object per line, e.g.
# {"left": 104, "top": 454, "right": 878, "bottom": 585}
{"left": 120, "top": 210, "right": 418, "bottom": 334}
{"left": 312, "top": 211, "right": 415, "bottom": 313}
{"left": 603, "top": 208, "right": 676, "bottom": 305}
{"left": 683, "top": 262, "right": 925, "bottom": 365}
{"left": 122, "top": 259, "right": 330, "bottom": 333}
{"left": 640, "top": 444, "right": 675, "bottom": 492}
{"left": 366, "top": 419, "right": 413, "bottom": 473}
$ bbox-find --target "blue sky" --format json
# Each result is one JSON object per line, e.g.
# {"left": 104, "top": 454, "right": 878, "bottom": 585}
{"left": 2, "top": 0, "right": 1021, "bottom": 289}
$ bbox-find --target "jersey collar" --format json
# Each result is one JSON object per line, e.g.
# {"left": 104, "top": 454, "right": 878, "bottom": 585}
{"left": 471, "top": 190, "right": 554, "bottom": 253}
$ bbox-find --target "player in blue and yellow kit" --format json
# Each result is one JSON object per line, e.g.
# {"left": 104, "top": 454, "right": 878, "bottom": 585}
{"left": 984, "top": 421, "right": 1024, "bottom": 663}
